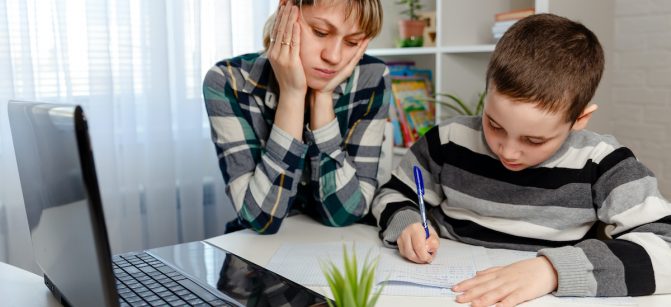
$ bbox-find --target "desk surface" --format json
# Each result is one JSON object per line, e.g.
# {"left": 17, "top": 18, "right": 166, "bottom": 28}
{"left": 0, "top": 261, "right": 61, "bottom": 306}
{"left": 206, "top": 214, "right": 671, "bottom": 307}
{"left": 3, "top": 214, "right": 669, "bottom": 306}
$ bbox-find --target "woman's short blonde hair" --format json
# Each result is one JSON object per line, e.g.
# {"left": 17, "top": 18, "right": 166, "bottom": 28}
{"left": 262, "top": 0, "right": 383, "bottom": 50}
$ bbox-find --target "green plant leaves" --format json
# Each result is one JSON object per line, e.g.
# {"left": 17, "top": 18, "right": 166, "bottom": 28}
{"left": 422, "top": 91, "right": 486, "bottom": 116}
{"left": 320, "top": 244, "right": 384, "bottom": 307}
{"left": 396, "top": 0, "right": 423, "bottom": 20}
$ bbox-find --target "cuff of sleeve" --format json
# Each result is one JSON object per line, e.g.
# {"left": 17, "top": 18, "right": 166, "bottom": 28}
{"left": 538, "top": 246, "right": 596, "bottom": 297}
{"left": 381, "top": 210, "right": 422, "bottom": 248}
{"left": 304, "top": 118, "right": 342, "bottom": 154}
{"left": 267, "top": 125, "right": 308, "bottom": 171}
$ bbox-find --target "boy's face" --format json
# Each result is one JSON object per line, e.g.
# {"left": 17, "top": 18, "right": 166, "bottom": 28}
{"left": 482, "top": 88, "right": 573, "bottom": 171}
{"left": 298, "top": 2, "right": 366, "bottom": 91}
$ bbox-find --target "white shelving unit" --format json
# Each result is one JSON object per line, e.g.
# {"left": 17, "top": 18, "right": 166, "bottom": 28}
{"left": 368, "top": 0, "right": 613, "bottom": 165}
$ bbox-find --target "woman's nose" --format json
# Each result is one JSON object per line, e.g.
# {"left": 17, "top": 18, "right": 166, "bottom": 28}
{"left": 321, "top": 40, "right": 342, "bottom": 65}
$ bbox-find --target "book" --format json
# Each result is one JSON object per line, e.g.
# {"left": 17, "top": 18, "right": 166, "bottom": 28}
{"left": 392, "top": 93, "right": 416, "bottom": 148}
{"left": 388, "top": 94, "right": 404, "bottom": 147}
{"left": 495, "top": 8, "right": 534, "bottom": 22}
{"left": 390, "top": 77, "right": 434, "bottom": 147}
{"left": 491, "top": 20, "right": 519, "bottom": 40}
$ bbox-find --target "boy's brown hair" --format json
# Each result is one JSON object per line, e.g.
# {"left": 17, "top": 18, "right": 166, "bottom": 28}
{"left": 263, "top": 0, "right": 383, "bottom": 49}
{"left": 486, "top": 13, "right": 604, "bottom": 123}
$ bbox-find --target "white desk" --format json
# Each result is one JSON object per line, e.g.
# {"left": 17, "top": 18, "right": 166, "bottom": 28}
{"left": 0, "top": 261, "right": 61, "bottom": 306}
{"left": 3, "top": 214, "right": 669, "bottom": 306}
{"left": 206, "top": 214, "right": 671, "bottom": 307}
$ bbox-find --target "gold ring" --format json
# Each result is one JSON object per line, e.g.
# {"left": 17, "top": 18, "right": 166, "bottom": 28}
{"left": 281, "top": 41, "right": 290, "bottom": 46}
{"left": 270, "top": 37, "right": 276, "bottom": 43}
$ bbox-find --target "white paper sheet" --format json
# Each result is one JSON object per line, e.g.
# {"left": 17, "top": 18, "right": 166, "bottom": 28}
{"left": 265, "top": 241, "right": 636, "bottom": 304}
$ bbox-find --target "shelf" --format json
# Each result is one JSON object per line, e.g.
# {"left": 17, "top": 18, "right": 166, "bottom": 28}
{"left": 367, "top": 45, "right": 495, "bottom": 57}
{"left": 442, "top": 44, "right": 496, "bottom": 53}
{"left": 367, "top": 47, "right": 440, "bottom": 56}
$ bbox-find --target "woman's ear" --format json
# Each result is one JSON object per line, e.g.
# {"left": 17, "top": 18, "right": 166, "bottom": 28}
{"left": 572, "top": 104, "right": 598, "bottom": 131}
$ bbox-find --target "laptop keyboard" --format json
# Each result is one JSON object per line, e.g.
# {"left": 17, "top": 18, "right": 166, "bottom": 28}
{"left": 113, "top": 252, "right": 233, "bottom": 307}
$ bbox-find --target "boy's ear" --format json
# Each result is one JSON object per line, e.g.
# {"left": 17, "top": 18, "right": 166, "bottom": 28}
{"left": 572, "top": 104, "right": 598, "bottom": 131}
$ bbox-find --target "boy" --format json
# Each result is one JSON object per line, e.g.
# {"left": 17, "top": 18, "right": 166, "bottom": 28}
{"left": 372, "top": 13, "right": 671, "bottom": 306}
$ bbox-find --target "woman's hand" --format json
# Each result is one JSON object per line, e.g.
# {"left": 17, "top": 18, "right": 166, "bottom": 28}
{"left": 452, "top": 256, "right": 558, "bottom": 307}
{"left": 269, "top": 1, "right": 307, "bottom": 140}
{"left": 397, "top": 223, "right": 440, "bottom": 264}
{"left": 313, "top": 38, "right": 370, "bottom": 97}
{"left": 267, "top": 2, "right": 307, "bottom": 99}
{"left": 309, "top": 39, "right": 370, "bottom": 130}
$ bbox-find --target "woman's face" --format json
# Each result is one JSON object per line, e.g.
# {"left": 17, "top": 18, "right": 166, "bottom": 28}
{"left": 297, "top": 2, "right": 366, "bottom": 90}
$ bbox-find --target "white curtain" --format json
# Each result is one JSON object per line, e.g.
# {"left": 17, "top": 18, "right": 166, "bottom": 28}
{"left": 0, "top": 0, "right": 277, "bottom": 273}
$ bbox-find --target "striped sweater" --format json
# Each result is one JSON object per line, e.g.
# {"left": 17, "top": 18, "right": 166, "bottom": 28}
{"left": 372, "top": 116, "right": 671, "bottom": 297}
{"left": 203, "top": 52, "right": 390, "bottom": 234}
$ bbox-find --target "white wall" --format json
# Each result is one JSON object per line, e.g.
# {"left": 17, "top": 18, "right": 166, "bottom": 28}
{"left": 610, "top": 0, "right": 671, "bottom": 197}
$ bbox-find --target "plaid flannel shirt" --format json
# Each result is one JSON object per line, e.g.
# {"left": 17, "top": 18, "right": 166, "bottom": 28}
{"left": 203, "top": 52, "right": 390, "bottom": 234}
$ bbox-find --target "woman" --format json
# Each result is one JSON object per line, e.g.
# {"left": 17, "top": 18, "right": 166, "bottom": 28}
{"left": 203, "top": 0, "right": 389, "bottom": 234}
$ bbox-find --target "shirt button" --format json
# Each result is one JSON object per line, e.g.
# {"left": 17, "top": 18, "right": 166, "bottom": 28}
{"left": 301, "top": 181, "right": 307, "bottom": 186}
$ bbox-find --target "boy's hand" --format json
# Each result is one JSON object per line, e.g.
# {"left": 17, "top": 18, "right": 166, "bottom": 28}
{"left": 452, "top": 256, "right": 558, "bottom": 307}
{"left": 397, "top": 223, "right": 439, "bottom": 263}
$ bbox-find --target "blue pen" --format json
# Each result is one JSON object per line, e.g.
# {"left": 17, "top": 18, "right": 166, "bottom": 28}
{"left": 413, "top": 165, "right": 430, "bottom": 239}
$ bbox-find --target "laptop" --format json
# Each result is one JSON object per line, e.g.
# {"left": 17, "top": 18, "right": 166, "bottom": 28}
{"left": 8, "top": 100, "right": 329, "bottom": 307}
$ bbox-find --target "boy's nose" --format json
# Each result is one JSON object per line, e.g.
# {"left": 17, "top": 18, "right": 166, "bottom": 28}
{"left": 499, "top": 143, "right": 521, "bottom": 161}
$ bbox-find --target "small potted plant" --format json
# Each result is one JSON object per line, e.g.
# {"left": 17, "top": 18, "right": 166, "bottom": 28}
{"left": 321, "top": 244, "right": 384, "bottom": 307}
{"left": 397, "top": 0, "right": 425, "bottom": 47}
{"left": 423, "top": 91, "right": 486, "bottom": 116}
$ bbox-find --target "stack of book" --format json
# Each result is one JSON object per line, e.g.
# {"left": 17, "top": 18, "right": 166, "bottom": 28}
{"left": 492, "top": 8, "right": 535, "bottom": 41}
{"left": 386, "top": 61, "right": 434, "bottom": 148}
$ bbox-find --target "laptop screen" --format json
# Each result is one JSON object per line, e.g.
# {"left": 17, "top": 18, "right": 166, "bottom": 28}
{"left": 9, "top": 101, "right": 330, "bottom": 306}
{"left": 8, "top": 101, "right": 117, "bottom": 306}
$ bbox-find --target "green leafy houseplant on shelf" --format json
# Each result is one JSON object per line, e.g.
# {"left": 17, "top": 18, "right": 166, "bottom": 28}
{"left": 423, "top": 91, "right": 486, "bottom": 116}
{"left": 396, "top": 0, "right": 425, "bottom": 47}
{"left": 321, "top": 244, "right": 384, "bottom": 307}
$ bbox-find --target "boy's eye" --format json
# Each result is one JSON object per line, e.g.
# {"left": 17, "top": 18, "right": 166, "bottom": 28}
{"left": 489, "top": 120, "right": 502, "bottom": 131}
{"left": 526, "top": 138, "right": 546, "bottom": 145}
{"left": 313, "top": 29, "right": 327, "bottom": 37}
{"left": 345, "top": 40, "right": 359, "bottom": 47}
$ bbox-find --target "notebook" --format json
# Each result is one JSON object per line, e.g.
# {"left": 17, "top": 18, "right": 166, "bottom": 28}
{"left": 7, "top": 100, "right": 328, "bottom": 307}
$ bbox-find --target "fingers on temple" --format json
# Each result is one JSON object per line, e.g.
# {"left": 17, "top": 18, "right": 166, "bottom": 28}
{"left": 269, "top": 5, "right": 284, "bottom": 53}
{"left": 273, "top": 4, "right": 290, "bottom": 53}
{"left": 280, "top": 6, "right": 298, "bottom": 54}
{"left": 290, "top": 21, "right": 301, "bottom": 56}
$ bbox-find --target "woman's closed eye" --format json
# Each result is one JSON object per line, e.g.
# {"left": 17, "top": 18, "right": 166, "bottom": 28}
{"left": 345, "top": 40, "right": 360, "bottom": 47}
{"left": 312, "top": 28, "right": 327, "bottom": 37}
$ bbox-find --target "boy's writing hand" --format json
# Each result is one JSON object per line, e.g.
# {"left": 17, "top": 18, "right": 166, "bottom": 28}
{"left": 452, "top": 256, "right": 558, "bottom": 307}
{"left": 397, "top": 223, "right": 439, "bottom": 264}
